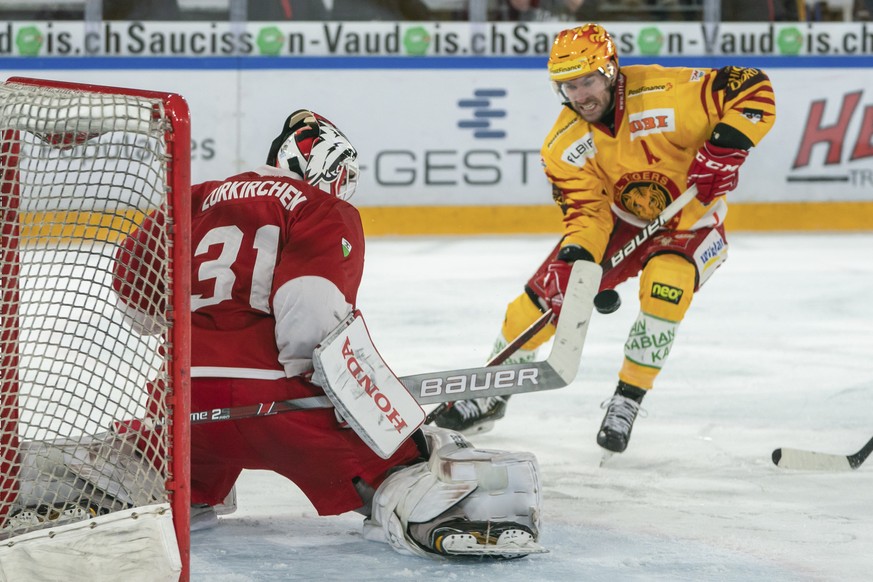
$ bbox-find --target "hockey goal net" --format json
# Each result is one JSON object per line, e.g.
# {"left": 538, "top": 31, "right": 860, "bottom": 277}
{"left": 0, "top": 78, "right": 190, "bottom": 581}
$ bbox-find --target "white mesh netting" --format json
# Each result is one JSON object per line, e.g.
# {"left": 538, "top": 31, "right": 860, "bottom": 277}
{"left": 0, "top": 82, "right": 178, "bottom": 542}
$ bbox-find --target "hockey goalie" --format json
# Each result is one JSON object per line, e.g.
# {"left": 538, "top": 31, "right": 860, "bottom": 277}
{"left": 110, "top": 108, "right": 546, "bottom": 558}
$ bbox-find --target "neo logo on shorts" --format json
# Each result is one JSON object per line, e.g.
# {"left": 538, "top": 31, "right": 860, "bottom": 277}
{"left": 418, "top": 367, "right": 539, "bottom": 398}
{"left": 651, "top": 282, "right": 683, "bottom": 304}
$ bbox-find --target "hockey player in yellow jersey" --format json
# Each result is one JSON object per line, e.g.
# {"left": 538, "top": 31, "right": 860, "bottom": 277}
{"left": 433, "top": 23, "right": 776, "bottom": 454}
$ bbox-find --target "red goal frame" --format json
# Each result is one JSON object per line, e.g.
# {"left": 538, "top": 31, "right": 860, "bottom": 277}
{"left": 0, "top": 77, "right": 191, "bottom": 581}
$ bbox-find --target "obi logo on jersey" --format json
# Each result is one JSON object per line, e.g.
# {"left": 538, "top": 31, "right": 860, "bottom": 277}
{"left": 628, "top": 108, "right": 675, "bottom": 140}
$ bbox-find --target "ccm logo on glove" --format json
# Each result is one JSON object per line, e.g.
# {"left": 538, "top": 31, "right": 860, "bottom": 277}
{"left": 686, "top": 142, "right": 749, "bottom": 205}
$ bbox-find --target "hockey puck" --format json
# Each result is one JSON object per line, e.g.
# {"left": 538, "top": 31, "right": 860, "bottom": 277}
{"left": 594, "top": 289, "right": 621, "bottom": 314}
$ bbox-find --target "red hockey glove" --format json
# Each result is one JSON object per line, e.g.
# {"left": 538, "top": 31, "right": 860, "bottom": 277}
{"left": 686, "top": 142, "right": 749, "bottom": 205}
{"left": 529, "top": 259, "right": 573, "bottom": 317}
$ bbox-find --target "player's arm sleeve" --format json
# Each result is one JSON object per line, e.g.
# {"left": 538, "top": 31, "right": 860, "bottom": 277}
{"left": 705, "top": 66, "right": 777, "bottom": 148}
{"left": 542, "top": 152, "right": 614, "bottom": 263}
{"left": 112, "top": 208, "right": 167, "bottom": 335}
{"left": 270, "top": 202, "right": 365, "bottom": 377}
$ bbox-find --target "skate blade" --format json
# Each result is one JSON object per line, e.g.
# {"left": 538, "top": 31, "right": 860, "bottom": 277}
{"left": 599, "top": 451, "right": 615, "bottom": 467}
{"left": 438, "top": 529, "right": 548, "bottom": 558}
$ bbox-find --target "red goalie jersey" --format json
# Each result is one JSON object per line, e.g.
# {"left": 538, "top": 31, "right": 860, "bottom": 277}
{"left": 114, "top": 165, "right": 365, "bottom": 392}
{"left": 113, "top": 110, "right": 422, "bottom": 517}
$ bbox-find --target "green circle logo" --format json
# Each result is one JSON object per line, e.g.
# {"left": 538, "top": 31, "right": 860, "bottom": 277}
{"left": 403, "top": 26, "right": 430, "bottom": 56}
{"left": 777, "top": 27, "right": 803, "bottom": 55}
{"left": 257, "top": 26, "right": 284, "bottom": 56}
{"left": 637, "top": 27, "right": 664, "bottom": 56}
{"left": 16, "top": 25, "right": 43, "bottom": 56}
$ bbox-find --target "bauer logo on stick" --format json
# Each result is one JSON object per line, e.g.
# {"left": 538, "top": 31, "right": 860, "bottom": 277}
{"left": 418, "top": 367, "right": 540, "bottom": 399}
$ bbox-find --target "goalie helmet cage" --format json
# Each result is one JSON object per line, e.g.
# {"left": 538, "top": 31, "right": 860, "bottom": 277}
{"left": 0, "top": 78, "right": 191, "bottom": 581}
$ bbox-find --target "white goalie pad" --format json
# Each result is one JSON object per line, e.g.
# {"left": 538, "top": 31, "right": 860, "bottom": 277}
{"left": 13, "top": 431, "right": 165, "bottom": 514}
{"left": 363, "top": 426, "right": 545, "bottom": 558}
{"left": 312, "top": 311, "right": 425, "bottom": 459}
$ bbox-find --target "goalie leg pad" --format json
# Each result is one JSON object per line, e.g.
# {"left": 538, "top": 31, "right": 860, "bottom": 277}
{"left": 363, "top": 426, "right": 544, "bottom": 558}
{"left": 15, "top": 431, "right": 164, "bottom": 518}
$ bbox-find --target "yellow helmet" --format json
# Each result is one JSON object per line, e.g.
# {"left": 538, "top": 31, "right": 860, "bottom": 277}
{"left": 548, "top": 24, "right": 618, "bottom": 83}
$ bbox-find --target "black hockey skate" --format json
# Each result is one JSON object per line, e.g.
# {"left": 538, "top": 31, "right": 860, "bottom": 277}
{"left": 432, "top": 396, "right": 509, "bottom": 435}
{"left": 597, "top": 381, "right": 647, "bottom": 454}
{"left": 428, "top": 519, "right": 545, "bottom": 558}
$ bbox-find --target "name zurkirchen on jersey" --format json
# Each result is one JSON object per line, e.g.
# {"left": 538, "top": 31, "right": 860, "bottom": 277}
{"left": 201, "top": 179, "right": 307, "bottom": 212}
{"left": 418, "top": 367, "right": 540, "bottom": 398}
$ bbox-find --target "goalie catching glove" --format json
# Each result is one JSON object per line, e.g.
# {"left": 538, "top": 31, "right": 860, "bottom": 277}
{"left": 686, "top": 141, "right": 749, "bottom": 205}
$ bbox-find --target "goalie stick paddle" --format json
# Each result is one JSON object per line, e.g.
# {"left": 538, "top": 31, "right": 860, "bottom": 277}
{"left": 771, "top": 434, "right": 873, "bottom": 471}
{"left": 188, "top": 260, "right": 601, "bottom": 425}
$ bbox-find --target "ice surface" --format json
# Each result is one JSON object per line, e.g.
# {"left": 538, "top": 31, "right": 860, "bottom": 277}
{"left": 191, "top": 232, "right": 873, "bottom": 581}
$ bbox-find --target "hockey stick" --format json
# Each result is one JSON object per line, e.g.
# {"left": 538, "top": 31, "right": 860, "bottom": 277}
{"left": 422, "top": 308, "right": 554, "bottom": 425}
{"left": 402, "top": 260, "right": 601, "bottom": 405}
{"left": 771, "top": 434, "right": 873, "bottom": 471}
{"left": 605, "top": 183, "right": 698, "bottom": 270}
{"left": 190, "top": 395, "right": 333, "bottom": 425}
{"left": 188, "top": 260, "right": 602, "bottom": 425}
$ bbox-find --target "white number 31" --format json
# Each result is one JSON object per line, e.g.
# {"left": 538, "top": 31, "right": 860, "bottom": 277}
{"left": 190, "top": 224, "right": 280, "bottom": 313}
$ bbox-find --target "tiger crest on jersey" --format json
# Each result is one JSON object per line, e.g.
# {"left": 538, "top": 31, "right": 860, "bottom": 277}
{"left": 613, "top": 171, "right": 682, "bottom": 221}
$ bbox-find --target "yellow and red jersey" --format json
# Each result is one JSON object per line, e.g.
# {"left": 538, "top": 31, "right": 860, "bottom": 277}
{"left": 541, "top": 64, "right": 776, "bottom": 262}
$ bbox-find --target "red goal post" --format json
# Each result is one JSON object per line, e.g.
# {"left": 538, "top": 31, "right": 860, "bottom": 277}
{"left": 0, "top": 77, "right": 191, "bottom": 581}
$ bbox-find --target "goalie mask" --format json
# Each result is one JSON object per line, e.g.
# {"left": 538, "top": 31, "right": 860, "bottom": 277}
{"left": 267, "top": 109, "right": 359, "bottom": 201}
{"left": 548, "top": 24, "right": 619, "bottom": 104}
